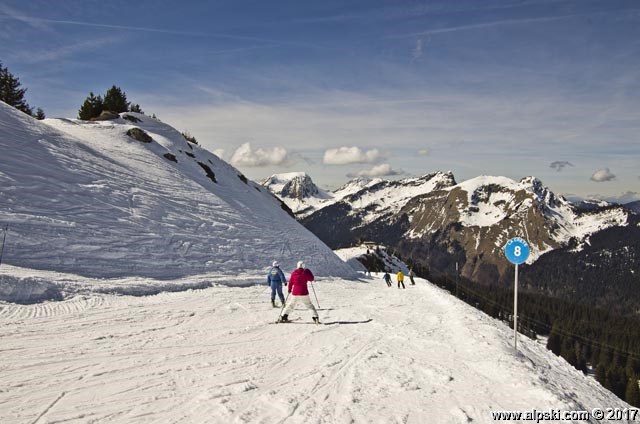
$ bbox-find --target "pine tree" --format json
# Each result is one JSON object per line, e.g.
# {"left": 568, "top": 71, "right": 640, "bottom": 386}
{"left": 129, "top": 103, "right": 143, "bottom": 113}
{"left": 34, "top": 107, "right": 45, "bottom": 120}
{"left": 78, "top": 92, "right": 104, "bottom": 120}
{"left": 182, "top": 131, "right": 198, "bottom": 144}
{"left": 626, "top": 375, "right": 640, "bottom": 407}
{"left": 0, "top": 61, "right": 33, "bottom": 115}
{"left": 547, "top": 326, "right": 562, "bottom": 355}
{"left": 103, "top": 85, "right": 129, "bottom": 113}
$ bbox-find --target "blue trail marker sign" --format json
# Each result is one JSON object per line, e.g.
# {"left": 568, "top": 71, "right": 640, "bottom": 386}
{"left": 504, "top": 237, "right": 530, "bottom": 265}
{"left": 504, "top": 237, "right": 530, "bottom": 351}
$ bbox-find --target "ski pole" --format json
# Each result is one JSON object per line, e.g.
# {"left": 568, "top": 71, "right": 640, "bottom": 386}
{"left": 311, "top": 282, "right": 320, "bottom": 308}
{"left": 276, "top": 291, "right": 291, "bottom": 322}
{"left": 0, "top": 225, "right": 8, "bottom": 267}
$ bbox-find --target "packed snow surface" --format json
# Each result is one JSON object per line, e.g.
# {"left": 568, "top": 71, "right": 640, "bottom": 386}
{"left": 0, "top": 270, "right": 630, "bottom": 423}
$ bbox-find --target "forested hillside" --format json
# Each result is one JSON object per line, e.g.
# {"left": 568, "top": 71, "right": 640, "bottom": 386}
{"left": 522, "top": 215, "right": 640, "bottom": 316}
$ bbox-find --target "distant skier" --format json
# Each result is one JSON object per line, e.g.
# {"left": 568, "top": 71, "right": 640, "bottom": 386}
{"left": 409, "top": 268, "right": 415, "bottom": 285}
{"left": 267, "top": 261, "right": 287, "bottom": 308}
{"left": 383, "top": 271, "right": 392, "bottom": 287}
{"left": 280, "top": 261, "right": 319, "bottom": 324}
{"left": 397, "top": 270, "right": 405, "bottom": 289}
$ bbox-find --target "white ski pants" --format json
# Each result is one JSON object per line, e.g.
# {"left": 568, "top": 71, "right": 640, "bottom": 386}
{"left": 283, "top": 295, "right": 318, "bottom": 318}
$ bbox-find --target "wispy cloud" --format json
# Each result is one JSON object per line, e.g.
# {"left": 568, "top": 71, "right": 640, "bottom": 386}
{"left": 13, "top": 36, "right": 125, "bottom": 63}
{"left": 0, "top": 13, "right": 321, "bottom": 49}
{"left": 411, "top": 38, "right": 424, "bottom": 62}
{"left": 418, "top": 148, "right": 431, "bottom": 156}
{"left": 550, "top": 161, "right": 574, "bottom": 172}
{"left": 148, "top": 86, "right": 639, "bottom": 159}
{"left": 347, "top": 163, "right": 402, "bottom": 178}
{"left": 582, "top": 191, "right": 640, "bottom": 204}
{"left": 323, "top": 147, "right": 382, "bottom": 165}
{"left": 385, "top": 8, "right": 640, "bottom": 40}
{"left": 0, "top": 4, "right": 51, "bottom": 32}
{"left": 614, "top": 191, "right": 640, "bottom": 203}
{"left": 590, "top": 168, "right": 616, "bottom": 182}
{"left": 229, "top": 143, "right": 289, "bottom": 167}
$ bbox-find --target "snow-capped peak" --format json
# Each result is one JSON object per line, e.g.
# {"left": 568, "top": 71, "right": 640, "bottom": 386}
{"left": 261, "top": 172, "right": 332, "bottom": 214}
{"left": 262, "top": 172, "right": 327, "bottom": 201}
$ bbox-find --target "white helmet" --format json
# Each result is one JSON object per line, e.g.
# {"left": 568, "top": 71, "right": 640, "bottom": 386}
{"left": 272, "top": 261, "right": 279, "bottom": 267}
{"left": 297, "top": 261, "right": 305, "bottom": 269}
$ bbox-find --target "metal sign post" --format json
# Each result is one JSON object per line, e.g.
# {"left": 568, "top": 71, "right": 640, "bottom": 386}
{"left": 0, "top": 224, "right": 8, "bottom": 267}
{"left": 455, "top": 262, "right": 459, "bottom": 298}
{"left": 504, "top": 237, "right": 530, "bottom": 351}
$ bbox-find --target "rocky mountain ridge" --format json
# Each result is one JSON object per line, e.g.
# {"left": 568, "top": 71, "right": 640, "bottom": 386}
{"left": 264, "top": 171, "right": 631, "bottom": 285}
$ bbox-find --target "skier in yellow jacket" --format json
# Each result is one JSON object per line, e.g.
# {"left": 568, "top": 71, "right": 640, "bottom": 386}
{"left": 397, "top": 270, "right": 405, "bottom": 289}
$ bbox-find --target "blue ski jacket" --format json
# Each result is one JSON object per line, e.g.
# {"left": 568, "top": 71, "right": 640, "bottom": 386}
{"left": 267, "top": 266, "right": 287, "bottom": 285}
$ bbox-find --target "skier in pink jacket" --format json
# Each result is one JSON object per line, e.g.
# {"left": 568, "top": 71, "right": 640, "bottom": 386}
{"left": 279, "top": 261, "right": 319, "bottom": 324}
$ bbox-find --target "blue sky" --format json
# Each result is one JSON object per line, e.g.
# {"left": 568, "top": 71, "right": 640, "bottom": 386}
{"left": 1, "top": 0, "right": 639, "bottom": 202}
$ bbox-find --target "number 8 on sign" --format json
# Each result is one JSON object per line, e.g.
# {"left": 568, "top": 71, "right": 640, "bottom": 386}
{"left": 504, "top": 237, "right": 529, "bottom": 265}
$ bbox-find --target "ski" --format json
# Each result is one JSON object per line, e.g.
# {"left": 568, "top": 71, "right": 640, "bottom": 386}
{"left": 271, "top": 317, "right": 301, "bottom": 324}
{"left": 271, "top": 320, "right": 334, "bottom": 325}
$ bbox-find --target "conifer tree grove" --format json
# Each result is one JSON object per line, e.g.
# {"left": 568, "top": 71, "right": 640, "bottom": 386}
{"left": 35, "top": 107, "right": 45, "bottom": 120}
{"left": 78, "top": 86, "right": 143, "bottom": 119}
{"left": 102, "top": 85, "right": 129, "bottom": 113}
{"left": 0, "top": 61, "right": 34, "bottom": 115}
{"left": 78, "top": 92, "right": 104, "bottom": 120}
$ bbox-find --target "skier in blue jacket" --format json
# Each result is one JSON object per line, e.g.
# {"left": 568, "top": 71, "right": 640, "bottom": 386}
{"left": 267, "top": 261, "right": 287, "bottom": 307}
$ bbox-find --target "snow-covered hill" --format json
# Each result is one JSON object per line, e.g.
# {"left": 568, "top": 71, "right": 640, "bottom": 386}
{"left": 0, "top": 271, "right": 632, "bottom": 423}
{"left": 0, "top": 102, "right": 354, "bottom": 292}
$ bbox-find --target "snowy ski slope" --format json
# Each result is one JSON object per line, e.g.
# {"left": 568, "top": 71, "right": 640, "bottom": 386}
{"left": 0, "top": 272, "right": 632, "bottom": 423}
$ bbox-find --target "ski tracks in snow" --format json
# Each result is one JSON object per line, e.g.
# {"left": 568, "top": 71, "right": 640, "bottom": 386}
{"left": 0, "top": 276, "right": 632, "bottom": 423}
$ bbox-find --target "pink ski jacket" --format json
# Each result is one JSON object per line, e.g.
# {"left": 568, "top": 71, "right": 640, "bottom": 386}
{"left": 288, "top": 268, "right": 315, "bottom": 296}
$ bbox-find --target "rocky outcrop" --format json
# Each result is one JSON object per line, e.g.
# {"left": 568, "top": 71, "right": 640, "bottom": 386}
{"left": 90, "top": 111, "right": 119, "bottom": 121}
{"left": 280, "top": 174, "right": 320, "bottom": 199}
{"left": 126, "top": 127, "right": 153, "bottom": 143}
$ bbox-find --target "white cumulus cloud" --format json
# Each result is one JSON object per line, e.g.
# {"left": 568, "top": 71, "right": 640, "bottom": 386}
{"left": 323, "top": 146, "right": 381, "bottom": 165}
{"left": 590, "top": 168, "right": 616, "bottom": 182}
{"left": 347, "top": 163, "right": 401, "bottom": 178}
{"left": 212, "top": 149, "right": 225, "bottom": 159}
{"left": 418, "top": 148, "right": 430, "bottom": 156}
{"left": 229, "top": 143, "right": 288, "bottom": 167}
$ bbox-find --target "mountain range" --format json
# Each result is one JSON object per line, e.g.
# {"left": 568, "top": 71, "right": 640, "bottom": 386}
{"left": 263, "top": 171, "right": 636, "bottom": 299}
